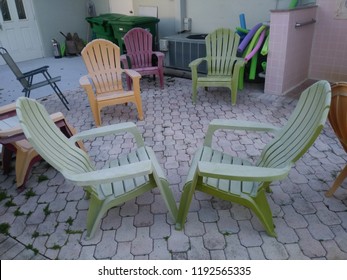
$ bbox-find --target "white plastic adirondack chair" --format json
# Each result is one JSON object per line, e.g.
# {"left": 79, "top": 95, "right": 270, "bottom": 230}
{"left": 16, "top": 97, "right": 177, "bottom": 239}
{"left": 176, "top": 80, "right": 331, "bottom": 237}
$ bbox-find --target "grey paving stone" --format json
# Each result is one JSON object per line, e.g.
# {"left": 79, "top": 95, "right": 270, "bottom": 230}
{"left": 79, "top": 245, "right": 96, "bottom": 260}
{"left": 58, "top": 234, "right": 83, "bottom": 260}
{"left": 224, "top": 234, "right": 249, "bottom": 260}
{"left": 247, "top": 247, "right": 266, "bottom": 260}
{"left": 168, "top": 226, "right": 190, "bottom": 253}
{"left": 238, "top": 220, "right": 263, "bottom": 246}
{"left": 296, "top": 228, "right": 326, "bottom": 258}
{"left": 184, "top": 212, "right": 205, "bottom": 237}
{"left": 217, "top": 209, "right": 239, "bottom": 234}
{"left": 261, "top": 234, "right": 289, "bottom": 260}
{"left": 188, "top": 236, "right": 210, "bottom": 259}
{"left": 203, "top": 222, "right": 226, "bottom": 250}
{"left": 115, "top": 217, "right": 136, "bottom": 242}
{"left": 305, "top": 214, "right": 334, "bottom": 240}
{"left": 282, "top": 205, "right": 308, "bottom": 229}
{"left": 95, "top": 230, "right": 117, "bottom": 259}
{"left": 321, "top": 239, "right": 347, "bottom": 260}
{"left": 330, "top": 225, "right": 347, "bottom": 253}
{"left": 285, "top": 243, "right": 310, "bottom": 259}
{"left": 131, "top": 227, "right": 153, "bottom": 256}
{"left": 198, "top": 200, "right": 219, "bottom": 223}
{"left": 134, "top": 205, "right": 154, "bottom": 227}
{"left": 150, "top": 214, "right": 171, "bottom": 239}
{"left": 149, "top": 238, "right": 171, "bottom": 260}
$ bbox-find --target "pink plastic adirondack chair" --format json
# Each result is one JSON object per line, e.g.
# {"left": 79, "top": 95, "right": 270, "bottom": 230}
{"left": 121, "top": 27, "right": 164, "bottom": 89}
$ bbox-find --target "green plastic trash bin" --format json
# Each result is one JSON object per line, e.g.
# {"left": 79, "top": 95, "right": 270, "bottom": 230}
{"left": 109, "top": 15, "right": 160, "bottom": 54}
{"left": 86, "top": 13, "right": 125, "bottom": 43}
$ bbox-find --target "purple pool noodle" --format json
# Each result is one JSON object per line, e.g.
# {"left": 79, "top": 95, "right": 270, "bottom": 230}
{"left": 237, "top": 22, "right": 262, "bottom": 53}
{"left": 244, "top": 29, "right": 266, "bottom": 62}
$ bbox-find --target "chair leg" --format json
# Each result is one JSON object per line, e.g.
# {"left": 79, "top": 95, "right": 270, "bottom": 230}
{"left": 50, "top": 82, "right": 70, "bottom": 110}
{"left": 1, "top": 145, "right": 14, "bottom": 174}
{"left": 14, "top": 143, "right": 40, "bottom": 188}
{"left": 150, "top": 172, "right": 178, "bottom": 222}
{"left": 248, "top": 188, "right": 276, "bottom": 237}
{"left": 192, "top": 82, "right": 198, "bottom": 103}
{"left": 175, "top": 171, "right": 200, "bottom": 230}
{"left": 85, "top": 195, "right": 105, "bottom": 239}
{"left": 159, "top": 71, "right": 164, "bottom": 89}
{"left": 325, "top": 164, "right": 347, "bottom": 197}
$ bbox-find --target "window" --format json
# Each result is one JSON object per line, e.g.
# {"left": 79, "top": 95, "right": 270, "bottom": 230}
{"left": 0, "top": 0, "right": 11, "bottom": 21}
{"left": 15, "top": 0, "right": 26, "bottom": 19}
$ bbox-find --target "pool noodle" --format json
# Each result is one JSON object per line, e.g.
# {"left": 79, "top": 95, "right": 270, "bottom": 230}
{"left": 239, "top": 13, "right": 246, "bottom": 29}
{"left": 243, "top": 25, "right": 266, "bottom": 57}
{"left": 237, "top": 22, "right": 262, "bottom": 54}
{"left": 260, "top": 33, "right": 270, "bottom": 56}
{"left": 245, "top": 29, "right": 266, "bottom": 62}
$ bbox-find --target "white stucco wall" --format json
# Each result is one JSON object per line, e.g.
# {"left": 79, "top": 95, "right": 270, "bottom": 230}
{"left": 33, "top": 0, "right": 89, "bottom": 57}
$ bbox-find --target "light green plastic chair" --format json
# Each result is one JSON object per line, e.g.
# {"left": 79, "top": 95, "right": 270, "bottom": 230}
{"left": 16, "top": 97, "right": 177, "bottom": 239}
{"left": 176, "top": 80, "right": 331, "bottom": 237}
{"left": 189, "top": 28, "right": 246, "bottom": 105}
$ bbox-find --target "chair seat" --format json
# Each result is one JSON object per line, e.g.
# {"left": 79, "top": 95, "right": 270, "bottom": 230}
{"left": 187, "top": 146, "right": 259, "bottom": 197}
{"left": 96, "top": 90, "right": 135, "bottom": 102}
{"left": 99, "top": 146, "right": 152, "bottom": 197}
{"left": 198, "top": 76, "right": 232, "bottom": 82}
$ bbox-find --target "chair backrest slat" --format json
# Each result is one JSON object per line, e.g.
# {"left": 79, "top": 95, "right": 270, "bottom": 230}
{"left": 16, "top": 98, "right": 95, "bottom": 176}
{"left": 257, "top": 80, "right": 331, "bottom": 169}
{"left": 123, "top": 28, "right": 153, "bottom": 68}
{"left": 205, "top": 28, "right": 240, "bottom": 76}
{"left": 81, "top": 39, "right": 123, "bottom": 94}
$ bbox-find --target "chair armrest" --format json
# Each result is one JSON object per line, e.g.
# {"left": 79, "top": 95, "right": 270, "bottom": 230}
{"left": 79, "top": 75, "right": 92, "bottom": 87}
{"left": 0, "top": 103, "right": 16, "bottom": 119}
{"left": 124, "top": 69, "right": 141, "bottom": 79}
{"left": 65, "top": 160, "right": 152, "bottom": 186}
{"left": 197, "top": 161, "right": 291, "bottom": 182}
{"left": 68, "top": 122, "right": 145, "bottom": 147}
{"left": 204, "top": 119, "right": 280, "bottom": 146}
{"left": 22, "top": 66, "right": 49, "bottom": 77}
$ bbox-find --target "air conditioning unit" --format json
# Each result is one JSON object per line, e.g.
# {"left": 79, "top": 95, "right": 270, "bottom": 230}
{"left": 160, "top": 33, "right": 207, "bottom": 73}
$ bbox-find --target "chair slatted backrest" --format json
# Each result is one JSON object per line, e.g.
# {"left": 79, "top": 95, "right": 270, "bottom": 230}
{"left": 123, "top": 28, "right": 153, "bottom": 68}
{"left": 205, "top": 28, "right": 240, "bottom": 76}
{"left": 0, "top": 47, "right": 30, "bottom": 88}
{"left": 16, "top": 97, "right": 95, "bottom": 176}
{"left": 257, "top": 80, "right": 331, "bottom": 169}
{"left": 81, "top": 39, "right": 123, "bottom": 94}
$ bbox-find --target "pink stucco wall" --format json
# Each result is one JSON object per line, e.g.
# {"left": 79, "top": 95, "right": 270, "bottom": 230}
{"left": 265, "top": 6, "right": 317, "bottom": 95}
{"left": 265, "top": 0, "right": 347, "bottom": 95}
{"left": 309, "top": 0, "right": 347, "bottom": 82}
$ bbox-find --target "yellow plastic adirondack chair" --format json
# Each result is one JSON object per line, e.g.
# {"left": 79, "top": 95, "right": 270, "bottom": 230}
{"left": 80, "top": 39, "right": 144, "bottom": 127}
{"left": 176, "top": 80, "right": 331, "bottom": 237}
{"left": 189, "top": 28, "right": 246, "bottom": 105}
{"left": 16, "top": 97, "right": 177, "bottom": 239}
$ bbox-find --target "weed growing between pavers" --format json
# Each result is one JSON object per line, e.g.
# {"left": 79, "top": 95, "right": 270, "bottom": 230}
{"left": 0, "top": 223, "right": 10, "bottom": 235}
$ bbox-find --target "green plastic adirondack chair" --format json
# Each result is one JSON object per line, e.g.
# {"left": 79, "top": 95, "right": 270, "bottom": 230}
{"left": 189, "top": 28, "right": 246, "bottom": 105}
{"left": 176, "top": 80, "right": 331, "bottom": 237}
{"left": 16, "top": 97, "right": 178, "bottom": 239}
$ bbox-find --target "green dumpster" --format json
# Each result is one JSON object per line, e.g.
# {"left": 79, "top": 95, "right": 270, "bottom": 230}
{"left": 86, "top": 13, "right": 125, "bottom": 43}
{"left": 109, "top": 16, "right": 160, "bottom": 54}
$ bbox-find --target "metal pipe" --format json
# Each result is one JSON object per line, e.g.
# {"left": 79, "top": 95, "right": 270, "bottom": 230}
{"left": 295, "top": 18, "right": 316, "bottom": 28}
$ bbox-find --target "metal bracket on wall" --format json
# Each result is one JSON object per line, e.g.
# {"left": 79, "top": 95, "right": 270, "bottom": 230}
{"left": 295, "top": 18, "right": 316, "bottom": 28}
